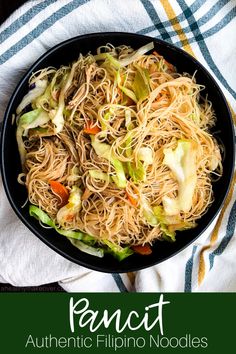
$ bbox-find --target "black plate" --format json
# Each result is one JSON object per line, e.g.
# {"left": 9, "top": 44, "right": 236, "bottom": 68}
{"left": 1, "top": 32, "right": 235, "bottom": 273}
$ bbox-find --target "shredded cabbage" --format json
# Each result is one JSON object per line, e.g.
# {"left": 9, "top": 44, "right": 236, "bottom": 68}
{"left": 133, "top": 65, "right": 150, "bottom": 101}
{"left": 127, "top": 160, "right": 146, "bottom": 183}
{"left": 153, "top": 206, "right": 176, "bottom": 241}
{"left": 16, "top": 79, "right": 47, "bottom": 114}
{"left": 103, "top": 239, "right": 133, "bottom": 261}
{"left": 141, "top": 198, "right": 158, "bottom": 226}
{"left": 29, "top": 204, "right": 55, "bottom": 228}
{"left": 117, "top": 71, "right": 137, "bottom": 103}
{"left": 91, "top": 136, "right": 127, "bottom": 188}
{"left": 89, "top": 170, "right": 110, "bottom": 182}
{"left": 29, "top": 205, "right": 103, "bottom": 257}
{"left": 69, "top": 238, "right": 104, "bottom": 258}
{"left": 35, "top": 84, "right": 57, "bottom": 109}
{"left": 95, "top": 42, "right": 154, "bottom": 68}
{"left": 94, "top": 53, "right": 121, "bottom": 69}
{"left": 118, "top": 42, "right": 154, "bottom": 67}
{"left": 52, "top": 62, "right": 77, "bottom": 133}
{"left": 137, "top": 146, "right": 153, "bottom": 165}
{"left": 30, "top": 205, "right": 93, "bottom": 242}
{"left": 56, "top": 186, "right": 82, "bottom": 225}
{"left": 21, "top": 109, "right": 49, "bottom": 136}
{"left": 16, "top": 109, "right": 50, "bottom": 166}
{"left": 126, "top": 145, "right": 152, "bottom": 183}
{"left": 29, "top": 205, "right": 134, "bottom": 260}
{"left": 124, "top": 113, "right": 147, "bottom": 183}
{"left": 162, "top": 140, "right": 197, "bottom": 215}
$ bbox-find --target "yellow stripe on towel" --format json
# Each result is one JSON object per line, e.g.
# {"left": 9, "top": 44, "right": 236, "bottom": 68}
{"left": 160, "top": 0, "right": 195, "bottom": 56}
{"left": 198, "top": 172, "right": 236, "bottom": 285}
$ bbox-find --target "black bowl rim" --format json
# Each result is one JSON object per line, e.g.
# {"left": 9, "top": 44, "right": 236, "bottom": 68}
{"left": 0, "top": 32, "right": 235, "bottom": 273}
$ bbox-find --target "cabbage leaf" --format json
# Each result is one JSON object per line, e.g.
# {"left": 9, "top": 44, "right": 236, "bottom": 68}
{"left": 162, "top": 140, "right": 197, "bottom": 215}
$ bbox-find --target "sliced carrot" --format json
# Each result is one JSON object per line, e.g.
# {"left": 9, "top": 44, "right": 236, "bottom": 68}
{"left": 126, "top": 191, "right": 138, "bottom": 207}
{"left": 49, "top": 181, "right": 69, "bottom": 207}
{"left": 126, "top": 184, "right": 140, "bottom": 207}
{"left": 132, "top": 245, "right": 152, "bottom": 255}
{"left": 84, "top": 120, "right": 101, "bottom": 134}
{"left": 65, "top": 214, "right": 74, "bottom": 222}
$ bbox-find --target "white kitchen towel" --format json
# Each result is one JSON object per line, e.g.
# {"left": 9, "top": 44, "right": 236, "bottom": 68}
{"left": 0, "top": 0, "right": 235, "bottom": 292}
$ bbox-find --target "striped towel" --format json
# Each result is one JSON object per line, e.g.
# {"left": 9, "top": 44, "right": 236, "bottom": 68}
{"left": 0, "top": 0, "right": 235, "bottom": 292}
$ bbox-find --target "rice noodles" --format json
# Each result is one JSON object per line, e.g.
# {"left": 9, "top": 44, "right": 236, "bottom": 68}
{"left": 16, "top": 43, "right": 222, "bottom": 258}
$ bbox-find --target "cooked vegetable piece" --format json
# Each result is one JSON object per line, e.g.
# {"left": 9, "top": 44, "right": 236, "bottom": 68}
{"left": 16, "top": 79, "right": 48, "bottom": 114}
{"left": 29, "top": 205, "right": 103, "bottom": 257}
{"left": 142, "top": 198, "right": 158, "bottom": 226}
{"left": 84, "top": 120, "right": 101, "bottom": 134}
{"left": 126, "top": 190, "right": 139, "bottom": 207}
{"left": 49, "top": 181, "right": 69, "bottom": 207}
{"left": 95, "top": 42, "right": 154, "bottom": 68}
{"left": 132, "top": 245, "right": 152, "bottom": 255}
{"left": 103, "top": 239, "right": 133, "bottom": 261}
{"left": 91, "top": 136, "right": 127, "bottom": 188}
{"left": 52, "top": 62, "right": 77, "bottom": 133}
{"left": 56, "top": 186, "right": 82, "bottom": 225}
{"left": 89, "top": 170, "right": 110, "bottom": 182}
{"left": 16, "top": 108, "right": 50, "bottom": 166}
{"left": 133, "top": 66, "right": 150, "bottom": 101}
{"left": 162, "top": 140, "right": 197, "bottom": 215}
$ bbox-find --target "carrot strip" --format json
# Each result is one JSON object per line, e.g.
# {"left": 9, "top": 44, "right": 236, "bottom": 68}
{"left": 126, "top": 193, "right": 138, "bottom": 207}
{"left": 49, "top": 181, "right": 69, "bottom": 207}
{"left": 84, "top": 120, "right": 101, "bottom": 134}
{"left": 132, "top": 245, "right": 152, "bottom": 255}
{"left": 65, "top": 214, "right": 74, "bottom": 222}
{"left": 126, "top": 188, "right": 139, "bottom": 207}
